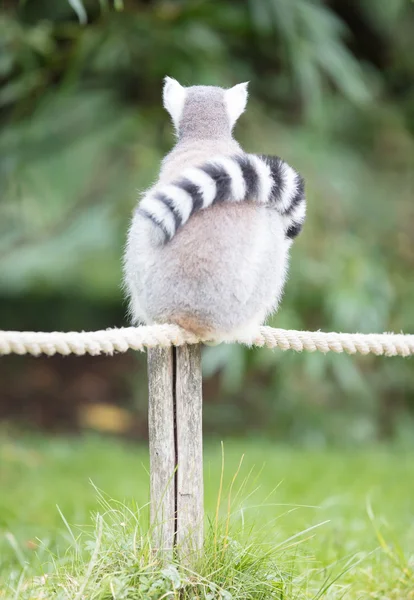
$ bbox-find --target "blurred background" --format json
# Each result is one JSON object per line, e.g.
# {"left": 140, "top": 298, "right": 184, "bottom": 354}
{"left": 1, "top": 0, "right": 413, "bottom": 446}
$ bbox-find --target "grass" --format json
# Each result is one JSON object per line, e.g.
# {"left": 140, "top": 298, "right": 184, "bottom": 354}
{"left": 0, "top": 433, "right": 413, "bottom": 598}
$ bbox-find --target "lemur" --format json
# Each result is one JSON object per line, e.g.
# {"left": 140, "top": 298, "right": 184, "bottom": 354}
{"left": 123, "top": 78, "right": 306, "bottom": 342}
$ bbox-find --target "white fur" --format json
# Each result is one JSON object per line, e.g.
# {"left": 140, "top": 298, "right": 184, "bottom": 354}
{"left": 210, "top": 156, "right": 246, "bottom": 201}
{"left": 249, "top": 154, "right": 273, "bottom": 203}
{"left": 163, "top": 77, "right": 187, "bottom": 133}
{"left": 224, "top": 82, "right": 249, "bottom": 129}
{"left": 280, "top": 163, "right": 298, "bottom": 212}
{"left": 139, "top": 194, "right": 177, "bottom": 237}
{"left": 158, "top": 184, "right": 194, "bottom": 223}
{"left": 181, "top": 167, "right": 217, "bottom": 208}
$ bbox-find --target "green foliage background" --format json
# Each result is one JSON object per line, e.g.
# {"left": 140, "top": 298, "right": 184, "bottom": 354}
{"left": 0, "top": 0, "right": 413, "bottom": 444}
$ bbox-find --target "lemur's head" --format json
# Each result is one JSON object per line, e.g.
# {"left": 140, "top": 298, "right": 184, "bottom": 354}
{"left": 163, "top": 77, "right": 248, "bottom": 140}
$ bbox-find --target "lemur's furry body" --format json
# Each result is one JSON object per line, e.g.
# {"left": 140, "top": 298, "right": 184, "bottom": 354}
{"left": 124, "top": 79, "right": 306, "bottom": 341}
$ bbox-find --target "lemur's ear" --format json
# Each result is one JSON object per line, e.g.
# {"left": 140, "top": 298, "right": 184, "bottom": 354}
{"left": 163, "top": 77, "right": 187, "bottom": 132}
{"left": 225, "top": 82, "right": 249, "bottom": 129}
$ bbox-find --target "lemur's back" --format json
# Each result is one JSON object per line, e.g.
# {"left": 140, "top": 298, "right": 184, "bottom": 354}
{"left": 126, "top": 202, "right": 287, "bottom": 339}
{"left": 124, "top": 78, "right": 305, "bottom": 341}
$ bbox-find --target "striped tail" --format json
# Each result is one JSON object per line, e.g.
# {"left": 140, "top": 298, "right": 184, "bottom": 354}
{"left": 136, "top": 153, "right": 306, "bottom": 244}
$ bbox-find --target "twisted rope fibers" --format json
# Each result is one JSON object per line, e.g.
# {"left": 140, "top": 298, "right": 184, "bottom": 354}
{"left": 0, "top": 325, "right": 413, "bottom": 357}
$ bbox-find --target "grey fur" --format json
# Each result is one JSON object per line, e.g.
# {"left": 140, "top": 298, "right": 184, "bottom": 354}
{"left": 123, "top": 80, "right": 306, "bottom": 341}
{"left": 180, "top": 86, "right": 232, "bottom": 140}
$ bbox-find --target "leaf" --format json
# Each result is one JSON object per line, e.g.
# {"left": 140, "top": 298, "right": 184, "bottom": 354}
{"left": 161, "top": 565, "right": 181, "bottom": 589}
{"left": 67, "top": 0, "right": 87, "bottom": 24}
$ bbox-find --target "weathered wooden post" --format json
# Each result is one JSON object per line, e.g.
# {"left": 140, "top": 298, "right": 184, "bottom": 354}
{"left": 147, "top": 343, "right": 203, "bottom": 562}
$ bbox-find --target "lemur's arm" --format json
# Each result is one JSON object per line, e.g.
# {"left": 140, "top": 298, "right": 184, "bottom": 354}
{"left": 136, "top": 153, "right": 306, "bottom": 244}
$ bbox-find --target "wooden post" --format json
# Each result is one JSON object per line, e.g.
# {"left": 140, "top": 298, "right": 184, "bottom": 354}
{"left": 148, "top": 346, "right": 175, "bottom": 557}
{"left": 175, "top": 344, "right": 203, "bottom": 559}
{"left": 147, "top": 344, "right": 203, "bottom": 562}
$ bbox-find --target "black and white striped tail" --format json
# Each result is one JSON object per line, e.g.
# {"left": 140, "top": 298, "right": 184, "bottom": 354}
{"left": 136, "top": 153, "right": 306, "bottom": 244}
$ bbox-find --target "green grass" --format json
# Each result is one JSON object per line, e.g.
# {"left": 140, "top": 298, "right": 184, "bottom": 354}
{"left": 1, "top": 433, "right": 413, "bottom": 598}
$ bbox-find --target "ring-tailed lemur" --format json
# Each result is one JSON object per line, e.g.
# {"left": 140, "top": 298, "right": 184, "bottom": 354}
{"left": 124, "top": 78, "right": 306, "bottom": 342}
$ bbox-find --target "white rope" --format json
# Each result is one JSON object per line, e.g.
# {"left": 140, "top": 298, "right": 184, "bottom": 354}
{"left": 0, "top": 325, "right": 413, "bottom": 357}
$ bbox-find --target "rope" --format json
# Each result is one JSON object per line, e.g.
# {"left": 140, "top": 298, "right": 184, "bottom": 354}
{"left": 0, "top": 325, "right": 413, "bottom": 357}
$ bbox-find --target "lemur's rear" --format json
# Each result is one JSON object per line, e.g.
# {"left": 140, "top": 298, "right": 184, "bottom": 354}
{"left": 124, "top": 78, "right": 306, "bottom": 341}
